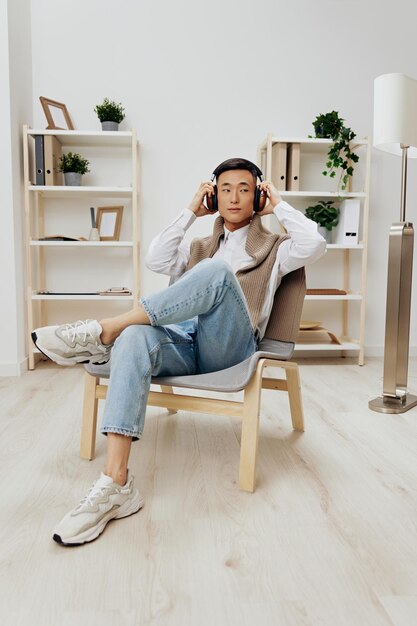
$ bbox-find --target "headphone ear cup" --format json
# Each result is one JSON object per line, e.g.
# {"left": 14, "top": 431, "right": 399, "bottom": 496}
{"left": 253, "top": 186, "right": 260, "bottom": 212}
{"left": 207, "top": 184, "right": 218, "bottom": 212}
{"left": 259, "top": 188, "right": 267, "bottom": 211}
{"left": 254, "top": 186, "right": 265, "bottom": 212}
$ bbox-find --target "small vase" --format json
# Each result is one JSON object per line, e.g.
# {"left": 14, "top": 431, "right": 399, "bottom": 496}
{"left": 64, "top": 172, "right": 82, "bottom": 186}
{"left": 318, "top": 226, "right": 332, "bottom": 243}
{"left": 101, "top": 121, "right": 119, "bottom": 131}
{"left": 89, "top": 227, "right": 100, "bottom": 241}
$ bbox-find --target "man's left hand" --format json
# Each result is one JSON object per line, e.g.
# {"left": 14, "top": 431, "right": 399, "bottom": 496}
{"left": 256, "top": 181, "right": 282, "bottom": 216}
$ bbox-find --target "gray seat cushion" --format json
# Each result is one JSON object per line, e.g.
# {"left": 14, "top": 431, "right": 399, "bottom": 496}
{"left": 84, "top": 338, "right": 294, "bottom": 393}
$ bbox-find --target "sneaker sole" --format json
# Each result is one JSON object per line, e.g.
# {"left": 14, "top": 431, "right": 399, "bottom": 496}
{"left": 31, "top": 331, "right": 108, "bottom": 367}
{"left": 53, "top": 490, "right": 144, "bottom": 546}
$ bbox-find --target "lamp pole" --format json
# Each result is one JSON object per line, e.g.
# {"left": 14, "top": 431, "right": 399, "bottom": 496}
{"left": 400, "top": 144, "right": 408, "bottom": 221}
{"left": 369, "top": 145, "right": 417, "bottom": 413}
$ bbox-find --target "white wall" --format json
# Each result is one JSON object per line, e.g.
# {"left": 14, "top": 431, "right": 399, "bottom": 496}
{"left": 4, "top": 0, "right": 417, "bottom": 373}
{"left": 0, "top": 0, "right": 33, "bottom": 375}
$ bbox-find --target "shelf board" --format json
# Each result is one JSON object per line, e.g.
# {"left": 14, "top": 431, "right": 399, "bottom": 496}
{"left": 305, "top": 294, "right": 362, "bottom": 301}
{"left": 30, "top": 240, "right": 133, "bottom": 247}
{"left": 294, "top": 341, "right": 360, "bottom": 351}
{"left": 280, "top": 191, "right": 365, "bottom": 199}
{"left": 326, "top": 244, "right": 364, "bottom": 250}
{"left": 31, "top": 294, "right": 134, "bottom": 301}
{"left": 27, "top": 129, "right": 134, "bottom": 147}
{"left": 28, "top": 185, "right": 133, "bottom": 198}
{"left": 265, "top": 137, "right": 368, "bottom": 153}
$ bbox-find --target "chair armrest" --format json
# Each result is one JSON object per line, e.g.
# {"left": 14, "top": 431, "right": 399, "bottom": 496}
{"left": 258, "top": 338, "right": 294, "bottom": 359}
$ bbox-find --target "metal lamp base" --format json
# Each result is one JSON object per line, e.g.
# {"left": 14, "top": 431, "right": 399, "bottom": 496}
{"left": 369, "top": 394, "right": 417, "bottom": 414}
{"left": 369, "top": 146, "right": 416, "bottom": 416}
{"left": 369, "top": 219, "right": 416, "bottom": 415}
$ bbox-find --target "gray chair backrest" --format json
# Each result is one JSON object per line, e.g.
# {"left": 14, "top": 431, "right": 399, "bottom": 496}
{"left": 264, "top": 267, "right": 306, "bottom": 343}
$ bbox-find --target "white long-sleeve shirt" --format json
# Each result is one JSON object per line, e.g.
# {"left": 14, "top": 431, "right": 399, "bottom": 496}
{"left": 145, "top": 201, "right": 327, "bottom": 338}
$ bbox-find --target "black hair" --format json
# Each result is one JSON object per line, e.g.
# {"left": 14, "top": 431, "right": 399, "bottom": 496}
{"left": 212, "top": 158, "right": 263, "bottom": 182}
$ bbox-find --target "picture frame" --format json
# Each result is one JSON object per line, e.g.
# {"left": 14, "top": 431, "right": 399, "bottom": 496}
{"left": 39, "top": 96, "right": 74, "bottom": 130}
{"left": 96, "top": 206, "right": 124, "bottom": 241}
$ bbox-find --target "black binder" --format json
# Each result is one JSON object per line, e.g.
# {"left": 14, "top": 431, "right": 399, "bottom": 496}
{"left": 35, "top": 135, "right": 45, "bottom": 185}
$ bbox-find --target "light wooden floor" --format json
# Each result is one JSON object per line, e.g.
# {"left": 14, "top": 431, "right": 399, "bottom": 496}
{"left": 1, "top": 357, "right": 417, "bottom": 626}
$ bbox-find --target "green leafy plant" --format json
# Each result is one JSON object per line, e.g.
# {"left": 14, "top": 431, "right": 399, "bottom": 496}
{"left": 305, "top": 200, "right": 340, "bottom": 231}
{"left": 311, "top": 110, "right": 359, "bottom": 191}
{"left": 94, "top": 97, "right": 125, "bottom": 123}
{"left": 312, "top": 110, "right": 344, "bottom": 139}
{"left": 58, "top": 152, "right": 90, "bottom": 175}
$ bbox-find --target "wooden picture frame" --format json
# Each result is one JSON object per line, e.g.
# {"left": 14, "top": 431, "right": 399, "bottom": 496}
{"left": 39, "top": 96, "right": 74, "bottom": 130}
{"left": 96, "top": 206, "right": 124, "bottom": 241}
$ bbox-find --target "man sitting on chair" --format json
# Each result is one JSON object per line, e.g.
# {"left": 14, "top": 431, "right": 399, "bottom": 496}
{"left": 32, "top": 157, "right": 326, "bottom": 546}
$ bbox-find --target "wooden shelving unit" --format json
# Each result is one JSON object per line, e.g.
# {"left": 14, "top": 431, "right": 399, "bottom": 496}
{"left": 22, "top": 126, "right": 140, "bottom": 369}
{"left": 258, "top": 134, "right": 371, "bottom": 364}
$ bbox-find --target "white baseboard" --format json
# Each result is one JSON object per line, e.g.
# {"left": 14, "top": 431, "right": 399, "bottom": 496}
{"left": 0, "top": 357, "right": 28, "bottom": 377}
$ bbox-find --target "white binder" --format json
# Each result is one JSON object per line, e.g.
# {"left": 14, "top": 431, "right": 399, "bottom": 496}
{"left": 286, "top": 143, "right": 300, "bottom": 191}
{"left": 333, "top": 199, "right": 361, "bottom": 245}
{"left": 271, "top": 142, "right": 287, "bottom": 190}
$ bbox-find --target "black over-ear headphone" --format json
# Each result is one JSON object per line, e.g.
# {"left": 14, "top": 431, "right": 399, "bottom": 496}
{"left": 206, "top": 158, "right": 266, "bottom": 213}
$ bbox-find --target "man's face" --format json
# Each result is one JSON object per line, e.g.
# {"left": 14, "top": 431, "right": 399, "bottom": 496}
{"left": 216, "top": 169, "right": 256, "bottom": 231}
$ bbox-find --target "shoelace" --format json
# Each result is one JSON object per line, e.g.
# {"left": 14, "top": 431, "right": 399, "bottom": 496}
{"left": 78, "top": 481, "right": 112, "bottom": 509}
{"left": 62, "top": 320, "right": 97, "bottom": 344}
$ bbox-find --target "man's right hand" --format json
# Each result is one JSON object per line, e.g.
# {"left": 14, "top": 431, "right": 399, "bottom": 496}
{"left": 188, "top": 181, "right": 216, "bottom": 217}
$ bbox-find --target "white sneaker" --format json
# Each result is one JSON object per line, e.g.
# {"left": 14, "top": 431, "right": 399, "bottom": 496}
{"left": 53, "top": 472, "right": 144, "bottom": 546}
{"left": 32, "top": 319, "right": 112, "bottom": 366}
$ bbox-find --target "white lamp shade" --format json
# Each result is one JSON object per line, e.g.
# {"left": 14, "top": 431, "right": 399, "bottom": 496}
{"left": 374, "top": 73, "right": 417, "bottom": 158}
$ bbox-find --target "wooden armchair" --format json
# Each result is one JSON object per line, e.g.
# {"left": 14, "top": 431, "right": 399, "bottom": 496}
{"left": 81, "top": 267, "right": 306, "bottom": 492}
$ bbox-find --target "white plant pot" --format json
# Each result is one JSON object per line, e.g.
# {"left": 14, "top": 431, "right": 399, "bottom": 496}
{"left": 318, "top": 226, "right": 332, "bottom": 243}
{"left": 64, "top": 172, "right": 82, "bottom": 186}
{"left": 101, "top": 121, "right": 119, "bottom": 131}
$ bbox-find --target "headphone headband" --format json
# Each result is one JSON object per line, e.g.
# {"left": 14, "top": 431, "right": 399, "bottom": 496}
{"left": 211, "top": 158, "right": 263, "bottom": 182}
{"left": 207, "top": 158, "right": 266, "bottom": 214}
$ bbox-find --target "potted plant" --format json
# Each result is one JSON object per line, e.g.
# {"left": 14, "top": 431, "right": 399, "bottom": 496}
{"left": 94, "top": 97, "right": 125, "bottom": 131}
{"left": 311, "top": 110, "right": 359, "bottom": 192}
{"left": 305, "top": 200, "right": 339, "bottom": 242}
{"left": 59, "top": 152, "right": 90, "bottom": 186}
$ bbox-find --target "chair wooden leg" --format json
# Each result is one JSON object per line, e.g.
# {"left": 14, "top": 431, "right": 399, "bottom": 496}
{"left": 160, "top": 385, "right": 177, "bottom": 414}
{"left": 80, "top": 372, "right": 99, "bottom": 460}
{"left": 239, "top": 361, "right": 264, "bottom": 492}
{"left": 285, "top": 364, "right": 305, "bottom": 432}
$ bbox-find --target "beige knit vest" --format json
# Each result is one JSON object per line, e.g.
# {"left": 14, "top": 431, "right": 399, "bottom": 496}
{"left": 186, "top": 214, "right": 289, "bottom": 330}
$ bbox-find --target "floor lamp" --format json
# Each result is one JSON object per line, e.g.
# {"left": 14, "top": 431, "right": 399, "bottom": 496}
{"left": 369, "top": 73, "right": 417, "bottom": 414}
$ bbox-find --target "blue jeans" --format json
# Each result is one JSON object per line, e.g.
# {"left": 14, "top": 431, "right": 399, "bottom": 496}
{"left": 100, "top": 259, "right": 258, "bottom": 440}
